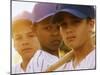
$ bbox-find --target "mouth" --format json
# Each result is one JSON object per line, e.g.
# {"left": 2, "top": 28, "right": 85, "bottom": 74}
{"left": 66, "top": 36, "right": 76, "bottom": 42}
{"left": 22, "top": 48, "right": 33, "bottom": 52}
{"left": 51, "top": 40, "right": 61, "bottom": 45}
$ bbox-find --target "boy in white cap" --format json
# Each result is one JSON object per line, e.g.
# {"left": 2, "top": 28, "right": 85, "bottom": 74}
{"left": 12, "top": 11, "right": 40, "bottom": 74}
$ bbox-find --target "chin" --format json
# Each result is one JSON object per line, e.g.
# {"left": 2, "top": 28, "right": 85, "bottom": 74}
{"left": 24, "top": 55, "right": 33, "bottom": 60}
{"left": 67, "top": 43, "right": 75, "bottom": 49}
{"left": 25, "top": 52, "right": 33, "bottom": 56}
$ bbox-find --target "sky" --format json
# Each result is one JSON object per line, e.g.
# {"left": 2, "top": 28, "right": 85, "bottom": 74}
{"left": 12, "top": 1, "right": 36, "bottom": 18}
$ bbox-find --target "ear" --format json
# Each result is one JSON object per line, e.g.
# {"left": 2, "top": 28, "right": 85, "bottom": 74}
{"left": 88, "top": 19, "right": 95, "bottom": 33}
{"left": 13, "top": 39, "right": 16, "bottom": 49}
{"left": 32, "top": 23, "right": 38, "bottom": 36}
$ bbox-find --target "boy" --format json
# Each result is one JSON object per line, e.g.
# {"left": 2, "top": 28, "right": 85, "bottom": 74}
{"left": 28, "top": 3, "right": 62, "bottom": 72}
{"left": 47, "top": 4, "right": 96, "bottom": 71}
{"left": 12, "top": 11, "right": 40, "bottom": 74}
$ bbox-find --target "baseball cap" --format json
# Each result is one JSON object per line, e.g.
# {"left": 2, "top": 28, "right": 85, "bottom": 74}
{"left": 32, "top": 3, "right": 96, "bottom": 23}
{"left": 32, "top": 3, "right": 58, "bottom": 22}
{"left": 55, "top": 4, "right": 96, "bottom": 19}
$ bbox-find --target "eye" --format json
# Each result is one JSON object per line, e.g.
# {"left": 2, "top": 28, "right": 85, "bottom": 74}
{"left": 27, "top": 33, "right": 34, "bottom": 38}
{"left": 43, "top": 26, "right": 51, "bottom": 31}
{"left": 71, "top": 19, "right": 82, "bottom": 25}
{"left": 15, "top": 36, "right": 22, "bottom": 40}
{"left": 60, "top": 22, "right": 68, "bottom": 28}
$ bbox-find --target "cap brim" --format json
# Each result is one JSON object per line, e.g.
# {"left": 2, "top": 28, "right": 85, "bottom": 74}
{"left": 35, "top": 13, "right": 55, "bottom": 22}
{"left": 57, "top": 9, "right": 87, "bottom": 19}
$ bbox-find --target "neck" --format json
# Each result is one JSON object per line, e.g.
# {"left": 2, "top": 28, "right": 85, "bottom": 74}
{"left": 73, "top": 39, "right": 94, "bottom": 66}
{"left": 21, "top": 57, "right": 31, "bottom": 71}
{"left": 41, "top": 47, "right": 59, "bottom": 57}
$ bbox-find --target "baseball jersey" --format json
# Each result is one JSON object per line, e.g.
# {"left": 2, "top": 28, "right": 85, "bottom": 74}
{"left": 64, "top": 49, "right": 96, "bottom": 70}
{"left": 12, "top": 62, "right": 32, "bottom": 74}
{"left": 27, "top": 49, "right": 59, "bottom": 73}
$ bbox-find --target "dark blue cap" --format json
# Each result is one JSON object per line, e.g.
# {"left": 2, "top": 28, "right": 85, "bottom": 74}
{"left": 56, "top": 4, "right": 96, "bottom": 19}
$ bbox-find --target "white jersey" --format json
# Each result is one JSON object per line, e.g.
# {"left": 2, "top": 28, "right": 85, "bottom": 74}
{"left": 12, "top": 62, "right": 32, "bottom": 74}
{"left": 64, "top": 49, "right": 96, "bottom": 70}
{"left": 27, "top": 49, "right": 59, "bottom": 72}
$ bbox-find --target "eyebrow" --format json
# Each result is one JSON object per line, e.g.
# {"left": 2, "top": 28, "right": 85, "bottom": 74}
{"left": 26, "top": 31, "right": 33, "bottom": 35}
{"left": 14, "top": 34, "right": 21, "bottom": 37}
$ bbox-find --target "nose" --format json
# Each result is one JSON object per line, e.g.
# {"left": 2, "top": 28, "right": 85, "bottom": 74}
{"left": 65, "top": 27, "right": 73, "bottom": 34}
{"left": 22, "top": 42, "right": 29, "bottom": 46}
{"left": 61, "top": 24, "right": 73, "bottom": 35}
{"left": 52, "top": 26, "right": 60, "bottom": 36}
{"left": 52, "top": 30, "right": 60, "bottom": 36}
{"left": 22, "top": 38, "right": 29, "bottom": 46}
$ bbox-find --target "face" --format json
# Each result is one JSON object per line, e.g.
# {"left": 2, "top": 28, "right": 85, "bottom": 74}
{"left": 59, "top": 13, "right": 94, "bottom": 50}
{"left": 12, "top": 19, "right": 40, "bottom": 60}
{"left": 34, "top": 16, "right": 62, "bottom": 52}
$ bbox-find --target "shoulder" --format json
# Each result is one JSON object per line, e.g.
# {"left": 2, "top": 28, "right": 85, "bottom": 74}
{"left": 12, "top": 63, "right": 20, "bottom": 69}
{"left": 12, "top": 63, "right": 21, "bottom": 74}
{"left": 87, "top": 49, "right": 95, "bottom": 65}
{"left": 81, "top": 49, "right": 96, "bottom": 69}
{"left": 40, "top": 50, "right": 59, "bottom": 61}
{"left": 31, "top": 49, "right": 58, "bottom": 61}
{"left": 86, "top": 49, "right": 95, "bottom": 62}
